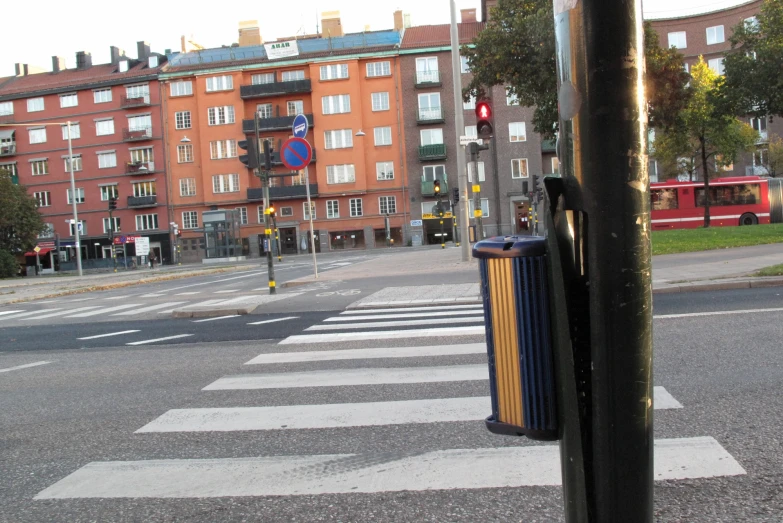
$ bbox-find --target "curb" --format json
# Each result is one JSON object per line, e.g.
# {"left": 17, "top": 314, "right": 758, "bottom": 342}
{"left": 172, "top": 306, "right": 256, "bottom": 319}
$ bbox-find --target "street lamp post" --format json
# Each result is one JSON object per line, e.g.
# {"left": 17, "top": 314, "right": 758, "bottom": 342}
{"left": 67, "top": 121, "right": 83, "bottom": 276}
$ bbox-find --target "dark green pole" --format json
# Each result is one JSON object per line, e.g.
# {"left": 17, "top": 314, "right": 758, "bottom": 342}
{"left": 256, "top": 113, "right": 276, "bottom": 295}
{"left": 550, "top": 0, "right": 653, "bottom": 521}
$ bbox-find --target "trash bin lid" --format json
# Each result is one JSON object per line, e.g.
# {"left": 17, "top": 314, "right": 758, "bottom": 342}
{"left": 472, "top": 235, "right": 546, "bottom": 259}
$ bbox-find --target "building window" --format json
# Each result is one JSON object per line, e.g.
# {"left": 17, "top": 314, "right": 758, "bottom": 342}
{"left": 64, "top": 155, "right": 82, "bottom": 172}
{"left": 181, "top": 211, "right": 199, "bottom": 229}
{"left": 180, "top": 178, "right": 196, "bottom": 196}
{"left": 303, "top": 201, "right": 316, "bottom": 220}
{"left": 27, "top": 97, "right": 44, "bottom": 112}
{"left": 39, "top": 223, "right": 55, "bottom": 238}
{"left": 280, "top": 206, "right": 293, "bottom": 217}
{"left": 420, "top": 128, "right": 444, "bottom": 145}
{"left": 31, "top": 159, "right": 48, "bottom": 176}
{"left": 66, "top": 187, "right": 85, "bottom": 204}
{"left": 379, "top": 196, "right": 397, "bottom": 214}
{"left": 326, "top": 164, "right": 356, "bottom": 184}
{"left": 374, "top": 126, "right": 392, "bottom": 146}
{"left": 326, "top": 200, "right": 339, "bottom": 218}
{"left": 130, "top": 147, "right": 153, "bottom": 164}
{"left": 93, "top": 88, "right": 112, "bottom": 103}
{"left": 708, "top": 57, "right": 725, "bottom": 75}
{"left": 170, "top": 80, "right": 193, "bottom": 97}
{"left": 464, "top": 125, "right": 477, "bottom": 138}
{"left": 210, "top": 140, "right": 237, "bottom": 159}
{"left": 506, "top": 88, "right": 520, "bottom": 106}
{"left": 418, "top": 93, "right": 441, "bottom": 120}
{"left": 0, "top": 101, "right": 13, "bottom": 115}
{"left": 252, "top": 73, "right": 275, "bottom": 85}
{"left": 97, "top": 151, "right": 117, "bottom": 169}
{"left": 256, "top": 205, "right": 266, "bottom": 223}
{"left": 322, "top": 94, "right": 351, "bottom": 115}
{"left": 61, "top": 123, "right": 80, "bottom": 140}
{"left": 69, "top": 220, "right": 87, "bottom": 236}
{"left": 468, "top": 198, "right": 490, "bottom": 218}
{"left": 463, "top": 95, "right": 476, "bottom": 110}
{"left": 177, "top": 144, "right": 193, "bottom": 163}
{"left": 320, "top": 63, "right": 349, "bottom": 80}
{"left": 509, "top": 122, "right": 527, "bottom": 142}
{"left": 132, "top": 181, "right": 156, "bottom": 197}
{"left": 751, "top": 116, "right": 767, "bottom": 141}
{"left": 706, "top": 25, "right": 725, "bottom": 45}
{"left": 415, "top": 57, "right": 439, "bottom": 83}
{"left": 60, "top": 93, "right": 78, "bottom": 108}
{"left": 103, "top": 217, "right": 121, "bottom": 234}
{"left": 29, "top": 128, "right": 46, "bottom": 144}
{"left": 350, "top": 198, "right": 363, "bottom": 217}
{"left": 235, "top": 206, "right": 248, "bottom": 225}
{"left": 511, "top": 158, "right": 529, "bottom": 179}
{"left": 460, "top": 55, "right": 470, "bottom": 73}
{"left": 100, "top": 185, "right": 119, "bottom": 201}
{"left": 257, "top": 103, "right": 273, "bottom": 119}
{"left": 135, "top": 214, "right": 159, "bottom": 231}
{"left": 34, "top": 191, "right": 51, "bottom": 207}
{"left": 207, "top": 106, "right": 235, "bottom": 126}
{"left": 0, "top": 163, "right": 17, "bottom": 179}
{"left": 376, "top": 161, "right": 394, "bottom": 180}
{"left": 282, "top": 70, "right": 305, "bottom": 81}
{"left": 212, "top": 173, "right": 240, "bottom": 193}
{"left": 324, "top": 129, "right": 353, "bottom": 149}
{"left": 175, "top": 111, "right": 191, "bottom": 130}
{"left": 126, "top": 84, "right": 150, "bottom": 103}
{"left": 287, "top": 100, "right": 304, "bottom": 116}
{"left": 468, "top": 161, "right": 485, "bottom": 183}
{"left": 206, "top": 75, "right": 233, "bottom": 92}
{"left": 372, "top": 92, "right": 390, "bottom": 111}
{"left": 366, "top": 61, "right": 391, "bottom": 77}
{"left": 96, "top": 118, "right": 115, "bottom": 136}
{"left": 667, "top": 32, "right": 687, "bottom": 49}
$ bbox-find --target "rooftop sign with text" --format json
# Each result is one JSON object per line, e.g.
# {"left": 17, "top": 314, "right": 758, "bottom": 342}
{"left": 265, "top": 40, "right": 299, "bottom": 60}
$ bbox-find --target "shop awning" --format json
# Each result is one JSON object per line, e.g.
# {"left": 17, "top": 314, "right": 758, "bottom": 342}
{"left": 24, "top": 248, "right": 52, "bottom": 256}
{"left": 0, "top": 129, "right": 14, "bottom": 140}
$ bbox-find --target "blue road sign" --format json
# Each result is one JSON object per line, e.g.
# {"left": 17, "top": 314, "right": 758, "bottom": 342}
{"left": 280, "top": 137, "right": 313, "bottom": 170}
{"left": 292, "top": 114, "right": 309, "bottom": 138}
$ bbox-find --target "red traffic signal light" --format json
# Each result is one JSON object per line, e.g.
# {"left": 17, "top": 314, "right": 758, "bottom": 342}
{"left": 475, "top": 100, "right": 493, "bottom": 136}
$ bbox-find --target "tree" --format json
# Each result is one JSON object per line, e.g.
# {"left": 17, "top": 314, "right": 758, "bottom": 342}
{"left": 722, "top": 0, "right": 783, "bottom": 119}
{"left": 652, "top": 59, "right": 758, "bottom": 227}
{"left": 461, "top": 0, "right": 690, "bottom": 138}
{"left": 0, "top": 174, "right": 46, "bottom": 254}
{"left": 759, "top": 133, "right": 783, "bottom": 177}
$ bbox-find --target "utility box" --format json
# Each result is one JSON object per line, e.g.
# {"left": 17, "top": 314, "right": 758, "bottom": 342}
{"left": 473, "top": 235, "right": 557, "bottom": 441}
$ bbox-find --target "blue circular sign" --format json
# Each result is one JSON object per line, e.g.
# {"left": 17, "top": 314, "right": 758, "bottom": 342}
{"left": 292, "top": 114, "right": 309, "bottom": 139}
{"left": 280, "top": 138, "right": 313, "bottom": 170}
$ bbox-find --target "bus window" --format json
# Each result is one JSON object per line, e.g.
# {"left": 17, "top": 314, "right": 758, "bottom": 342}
{"left": 695, "top": 184, "right": 760, "bottom": 207}
{"left": 651, "top": 188, "right": 678, "bottom": 210}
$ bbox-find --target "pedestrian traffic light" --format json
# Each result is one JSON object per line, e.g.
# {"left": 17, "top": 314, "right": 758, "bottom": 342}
{"left": 453, "top": 187, "right": 459, "bottom": 203}
{"left": 267, "top": 203, "right": 276, "bottom": 217}
{"left": 263, "top": 139, "right": 273, "bottom": 170}
{"left": 476, "top": 100, "right": 493, "bottom": 136}
{"left": 433, "top": 180, "right": 441, "bottom": 194}
{"left": 238, "top": 139, "right": 259, "bottom": 169}
{"left": 108, "top": 196, "right": 117, "bottom": 211}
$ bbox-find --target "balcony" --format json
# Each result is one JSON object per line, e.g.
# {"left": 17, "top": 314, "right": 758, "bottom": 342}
{"left": 421, "top": 179, "right": 449, "bottom": 197}
{"left": 240, "top": 79, "right": 312, "bottom": 99}
{"left": 415, "top": 70, "right": 441, "bottom": 88}
{"left": 125, "top": 161, "right": 155, "bottom": 175}
{"left": 417, "top": 108, "right": 444, "bottom": 125}
{"left": 418, "top": 143, "right": 447, "bottom": 161}
{"left": 123, "top": 127, "right": 153, "bottom": 142}
{"left": 0, "top": 143, "right": 15, "bottom": 157}
{"left": 541, "top": 139, "right": 557, "bottom": 153}
{"left": 127, "top": 195, "right": 157, "bottom": 208}
{"left": 242, "top": 114, "right": 314, "bottom": 133}
{"left": 746, "top": 165, "right": 769, "bottom": 176}
{"left": 247, "top": 184, "right": 319, "bottom": 201}
{"left": 121, "top": 94, "right": 151, "bottom": 108}
{"left": 757, "top": 130, "right": 769, "bottom": 144}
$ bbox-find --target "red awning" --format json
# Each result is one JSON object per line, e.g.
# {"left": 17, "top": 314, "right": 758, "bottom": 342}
{"left": 24, "top": 248, "right": 52, "bottom": 256}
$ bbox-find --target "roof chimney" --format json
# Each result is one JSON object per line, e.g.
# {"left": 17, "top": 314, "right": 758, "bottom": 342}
{"left": 393, "top": 10, "right": 404, "bottom": 32}
{"left": 461, "top": 8, "right": 477, "bottom": 23}
{"left": 110, "top": 46, "right": 126, "bottom": 65}
{"left": 238, "top": 20, "right": 262, "bottom": 46}
{"left": 51, "top": 56, "right": 66, "bottom": 73}
{"left": 321, "top": 11, "right": 344, "bottom": 37}
{"left": 483, "top": 0, "right": 499, "bottom": 21}
{"left": 14, "top": 63, "right": 25, "bottom": 76}
{"left": 75, "top": 51, "right": 92, "bottom": 70}
{"left": 137, "top": 41, "right": 151, "bottom": 61}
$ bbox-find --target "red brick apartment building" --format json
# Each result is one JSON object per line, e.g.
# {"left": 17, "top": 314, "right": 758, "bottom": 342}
{"left": 648, "top": 0, "right": 779, "bottom": 180}
{"left": 0, "top": 43, "right": 170, "bottom": 270}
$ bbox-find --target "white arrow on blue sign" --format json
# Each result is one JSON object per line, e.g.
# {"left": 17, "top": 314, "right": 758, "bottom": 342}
{"left": 292, "top": 114, "right": 309, "bottom": 139}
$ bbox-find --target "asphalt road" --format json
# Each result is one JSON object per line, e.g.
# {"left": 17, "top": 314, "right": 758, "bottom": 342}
{"left": 1, "top": 277, "right": 782, "bottom": 521}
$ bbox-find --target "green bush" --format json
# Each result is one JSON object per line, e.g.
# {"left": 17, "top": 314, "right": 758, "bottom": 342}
{"left": 0, "top": 250, "right": 18, "bottom": 279}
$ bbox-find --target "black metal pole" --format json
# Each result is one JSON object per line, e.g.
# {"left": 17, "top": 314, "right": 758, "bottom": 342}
{"left": 550, "top": 0, "right": 652, "bottom": 521}
{"left": 255, "top": 113, "right": 276, "bottom": 295}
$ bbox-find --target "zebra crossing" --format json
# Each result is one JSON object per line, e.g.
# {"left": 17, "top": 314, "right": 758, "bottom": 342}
{"left": 35, "top": 304, "right": 746, "bottom": 501}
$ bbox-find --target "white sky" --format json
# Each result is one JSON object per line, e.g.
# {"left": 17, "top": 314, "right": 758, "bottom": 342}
{"left": 1, "top": 0, "right": 752, "bottom": 77}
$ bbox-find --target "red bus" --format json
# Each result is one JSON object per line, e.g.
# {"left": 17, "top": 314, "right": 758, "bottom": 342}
{"left": 650, "top": 176, "right": 783, "bottom": 229}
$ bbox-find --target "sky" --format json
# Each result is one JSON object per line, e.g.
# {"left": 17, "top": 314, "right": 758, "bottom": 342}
{"left": 1, "top": 0, "right": 754, "bottom": 77}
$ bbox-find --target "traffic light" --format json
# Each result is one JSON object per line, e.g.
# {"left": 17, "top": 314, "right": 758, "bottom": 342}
{"left": 267, "top": 203, "right": 276, "bottom": 217}
{"left": 468, "top": 141, "right": 490, "bottom": 161}
{"left": 263, "top": 139, "right": 273, "bottom": 170}
{"left": 453, "top": 187, "right": 459, "bottom": 203}
{"left": 433, "top": 179, "right": 441, "bottom": 195}
{"left": 475, "top": 100, "right": 493, "bottom": 136}
{"left": 238, "top": 139, "right": 259, "bottom": 169}
{"left": 108, "top": 196, "right": 117, "bottom": 211}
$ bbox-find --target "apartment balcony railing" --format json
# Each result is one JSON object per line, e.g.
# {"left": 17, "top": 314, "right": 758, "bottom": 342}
{"left": 123, "top": 127, "right": 153, "bottom": 142}
{"left": 415, "top": 70, "right": 441, "bottom": 87}
{"left": 757, "top": 130, "right": 769, "bottom": 143}
{"left": 746, "top": 165, "right": 769, "bottom": 176}
{"left": 417, "top": 108, "right": 444, "bottom": 124}
{"left": 418, "top": 143, "right": 447, "bottom": 161}
{"left": 242, "top": 113, "right": 314, "bottom": 133}
{"left": 421, "top": 179, "right": 449, "bottom": 197}
{"left": 240, "top": 79, "right": 312, "bottom": 99}
{"left": 247, "top": 184, "right": 319, "bottom": 201}
{"left": 125, "top": 161, "right": 155, "bottom": 175}
{"left": 127, "top": 195, "right": 157, "bottom": 208}
{"left": 0, "top": 143, "right": 15, "bottom": 156}
{"left": 121, "top": 94, "right": 151, "bottom": 108}
{"left": 541, "top": 139, "right": 557, "bottom": 153}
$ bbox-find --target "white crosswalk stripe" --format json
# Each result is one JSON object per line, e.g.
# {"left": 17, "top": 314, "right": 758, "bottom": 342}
{"left": 0, "top": 309, "right": 61, "bottom": 321}
{"left": 21, "top": 306, "right": 101, "bottom": 320}
{"left": 112, "top": 302, "right": 187, "bottom": 316}
{"left": 65, "top": 304, "right": 142, "bottom": 318}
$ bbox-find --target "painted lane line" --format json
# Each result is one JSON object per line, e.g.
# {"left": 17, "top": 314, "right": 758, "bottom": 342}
{"left": 0, "top": 310, "right": 24, "bottom": 316}
{"left": 655, "top": 386, "right": 684, "bottom": 409}
{"left": 158, "top": 310, "right": 176, "bottom": 314}
{"left": 77, "top": 330, "right": 141, "bottom": 340}
{"left": 214, "top": 290, "right": 238, "bottom": 294}
{"left": 247, "top": 316, "right": 300, "bottom": 326}
{"left": 66, "top": 304, "right": 141, "bottom": 318}
{"left": 0, "top": 309, "right": 62, "bottom": 321}
{"left": 104, "top": 296, "right": 130, "bottom": 301}
{"left": 126, "top": 334, "right": 194, "bottom": 346}
{"left": 63, "top": 297, "right": 95, "bottom": 303}
{"left": 654, "top": 307, "right": 783, "bottom": 319}
{"left": 23, "top": 307, "right": 102, "bottom": 320}
{"left": 140, "top": 294, "right": 166, "bottom": 298}
{"left": 0, "top": 361, "right": 52, "bottom": 374}
{"left": 161, "top": 271, "right": 264, "bottom": 293}
{"left": 175, "top": 292, "right": 201, "bottom": 296}
{"left": 212, "top": 272, "right": 267, "bottom": 283}
{"left": 192, "top": 315, "right": 240, "bottom": 323}
{"left": 342, "top": 304, "right": 483, "bottom": 315}
{"left": 112, "top": 302, "right": 187, "bottom": 316}
{"left": 279, "top": 326, "right": 485, "bottom": 344}
{"left": 245, "top": 342, "right": 486, "bottom": 364}
{"left": 33, "top": 437, "right": 744, "bottom": 499}
{"left": 327, "top": 310, "right": 487, "bottom": 322}
{"left": 203, "top": 364, "right": 488, "bottom": 390}
{"left": 180, "top": 299, "right": 231, "bottom": 309}
{"left": 305, "top": 316, "right": 484, "bottom": 331}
